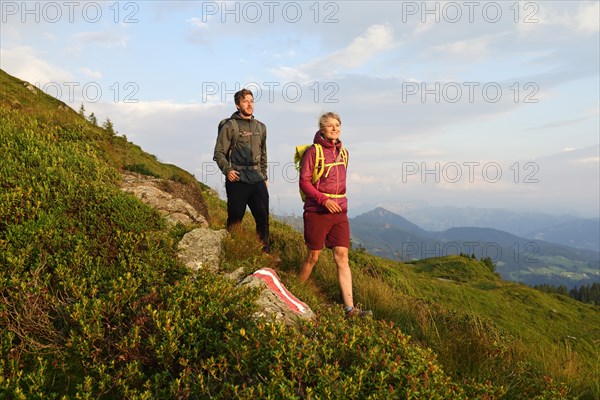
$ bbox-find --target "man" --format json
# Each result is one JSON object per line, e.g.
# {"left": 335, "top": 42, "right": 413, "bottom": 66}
{"left": 213, "top": 88, "right": 270, "bottom": 252}
{"left": 298, "top": 112, "right": 372, "bottom": 318}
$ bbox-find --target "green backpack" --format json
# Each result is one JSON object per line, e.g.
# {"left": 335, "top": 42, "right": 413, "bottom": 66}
{"left": 294, "top": 144, "right": 348, "bottom": 201}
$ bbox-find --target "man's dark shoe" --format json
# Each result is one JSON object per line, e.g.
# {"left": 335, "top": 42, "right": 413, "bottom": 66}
{"left": 345, "top": 307, "right": 373, "bottom": 319}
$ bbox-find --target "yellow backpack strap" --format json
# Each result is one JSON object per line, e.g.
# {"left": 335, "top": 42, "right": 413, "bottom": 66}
{"left": 312, "top": 144, "right": 325, "bottom": 183}
{"left": 341, "top": 146, "right": 348, "bottom": 167}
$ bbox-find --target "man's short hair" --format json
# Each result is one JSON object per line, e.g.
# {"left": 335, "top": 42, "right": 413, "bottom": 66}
{"left": 234, "top": 88, "right": 254, "bottom": 105}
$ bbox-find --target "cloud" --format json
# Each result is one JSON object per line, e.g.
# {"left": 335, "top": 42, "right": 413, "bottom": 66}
{"left": 187, "top": 17, "right": 209, "bottom": 29}
{"left": 332, "top": 24, "right": 395, "bottom": 67}
{"left": 525, "top": 115, "right": 593, "bottom": 131}
{"left": 347, "top": 146, "right": 599, "bottom": 217}
{"left": 348, "top": 173, "right": 382, "bottom": 185}
{"left": 525, "top": 108, "right": 600, "bottom": 132}
{"left": 95, "top": 100, "right": 224, "bottom": 126}
{"left": 81, "top": 67, "right": 102, "bottom": 79}
{"left": 73, "top": 30, "right": 129, "bottom": 48}
{"left": 0, "top": 46, "right": 72, "bottom": 83}
{"left": 186, "top": 17, "right": 212, "bottom": 45}
{"left": 544, "top": 2, "right": 600, "bottom": 34}
{"left": 432, "top": 32, "right": 511, "bottom": 61}
{"left": 270, "top": 24, "right": 395, "bottom": 81}
{"left": 576, "top": 157, "right": 600, "bottom": 164}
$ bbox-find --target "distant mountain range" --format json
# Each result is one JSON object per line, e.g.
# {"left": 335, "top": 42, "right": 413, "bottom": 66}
{"left": 348, "top": 207, "right": 599, "bottom": 289}
{"left": 275, "top": 207, "right": 600, "bottom": 289}
{"left": 353, "top": 203, "right": 599, "bottom": 252}
{"left": 525, "top": 218, "right": 600, "bottom": 252}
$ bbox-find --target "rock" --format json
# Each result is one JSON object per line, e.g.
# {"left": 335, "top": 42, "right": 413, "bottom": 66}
{"left": 226, "top": 267, "right": 247, "bottom": 282}
{"left": 120, "top": 171, "right": 208, "bottom": 227}
{"left": 240, "top": 268, "right": 315, "bottom": 324}
{"left": 24, "top": 83, "right": 37, "bottom": 95}
{"left": 177, "top": 227, "right": 228, "bottom": 273}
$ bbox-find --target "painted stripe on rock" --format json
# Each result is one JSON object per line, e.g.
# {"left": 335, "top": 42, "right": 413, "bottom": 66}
{"left": 252, "top": 268, "right": 307, "bottom": 313}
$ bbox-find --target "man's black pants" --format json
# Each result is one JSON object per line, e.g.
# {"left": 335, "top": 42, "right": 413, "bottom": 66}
{"left": 225, "top": 180, "right": 270, "bottom": 252}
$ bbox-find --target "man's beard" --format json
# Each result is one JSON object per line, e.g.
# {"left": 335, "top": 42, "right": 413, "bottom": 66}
{"left": 239, "top": 108, "right": 253, "bottom": 117}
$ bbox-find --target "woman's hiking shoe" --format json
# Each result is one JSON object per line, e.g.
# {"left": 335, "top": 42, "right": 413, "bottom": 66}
{"left": 345, "top": 307, "right": 373, "bottom": 319}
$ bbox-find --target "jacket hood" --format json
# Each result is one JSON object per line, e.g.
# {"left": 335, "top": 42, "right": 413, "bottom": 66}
{"left": 313, "top": 130, "right": 342, "bottom": 149}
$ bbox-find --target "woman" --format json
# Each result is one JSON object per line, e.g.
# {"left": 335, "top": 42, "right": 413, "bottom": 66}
{"left": 298, "top": 112, "right": 371, "bottom": 318}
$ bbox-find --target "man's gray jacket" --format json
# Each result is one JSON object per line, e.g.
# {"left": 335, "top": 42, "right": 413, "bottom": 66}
{"left": 213, "top": 111, "right": 267, "bottom": 184}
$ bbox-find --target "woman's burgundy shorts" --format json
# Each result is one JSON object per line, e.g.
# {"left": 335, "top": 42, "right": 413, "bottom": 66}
{"left": 303, "top": 211, "right": 351, "bottom": 250}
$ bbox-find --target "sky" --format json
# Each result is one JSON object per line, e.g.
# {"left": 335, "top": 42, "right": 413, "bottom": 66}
{"left": 1, "top": 0, "right": 599, "bottom": 218}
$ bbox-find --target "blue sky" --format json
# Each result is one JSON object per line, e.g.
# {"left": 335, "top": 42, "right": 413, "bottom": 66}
{"left": 2, "top": 1, "right": 599, "bottom": 217}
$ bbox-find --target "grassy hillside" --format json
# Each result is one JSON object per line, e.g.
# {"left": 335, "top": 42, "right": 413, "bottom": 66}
{"left": 1, "top": 69, "right": 598, "bottom": 399}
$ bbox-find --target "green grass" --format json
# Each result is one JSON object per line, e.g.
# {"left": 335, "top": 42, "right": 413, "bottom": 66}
{"left": 270, "top": 222, "right": 598, "bottom": 398}
{"left": 2, "top": 68, "right": 598, "bottom": 399}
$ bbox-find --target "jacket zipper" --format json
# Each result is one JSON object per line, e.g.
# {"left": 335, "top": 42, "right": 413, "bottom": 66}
{"left": 332, "top": 146, "right": 339, "bottom": 204}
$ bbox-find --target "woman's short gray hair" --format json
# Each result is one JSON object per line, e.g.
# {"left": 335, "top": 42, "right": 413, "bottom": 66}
{"left": 318, "top": 112, "right": 341, "bottom": 130}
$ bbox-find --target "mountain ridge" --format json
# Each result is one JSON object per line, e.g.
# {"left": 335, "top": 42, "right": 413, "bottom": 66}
{"left": 350, "top": 207, "right": 600, "bottom": 289}
{"left": 371, "top": 202, "right": 595, "bottom": 238}
{"left": 525, "top": 217, "right": 600, "bottom": 252}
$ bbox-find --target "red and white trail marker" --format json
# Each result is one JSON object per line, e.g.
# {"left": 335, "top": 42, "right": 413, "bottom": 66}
{"left": 252, "top": 268, "right": 309, "bottom": 314}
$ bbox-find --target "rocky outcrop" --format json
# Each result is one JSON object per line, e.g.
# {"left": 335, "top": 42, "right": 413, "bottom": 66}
{"left": 120, "top": 171, "right": 315, "bottom": 324}
{"left": 120, "top": 171, "right": 209, "bottom": 227}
